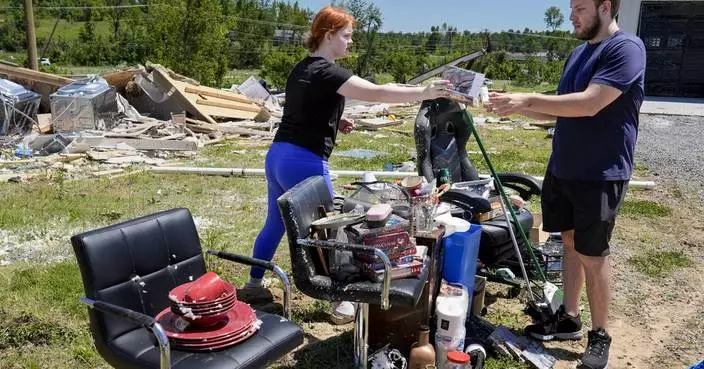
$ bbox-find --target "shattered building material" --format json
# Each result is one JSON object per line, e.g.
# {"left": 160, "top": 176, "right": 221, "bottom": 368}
{"left": 355, "top": 117, "right": 404, "bottom": 130}
{"left": 50, "top": 77, "right": 119, "bottom": 133}
{"left": 0, "top": 79, "right": 42, "bottom": 136}
{"left": 150, "top": 66, "right": 268, "bottom": 123}
{"left": 65, "top": 136, "right": 198, "bottom": 153}
{"left": 0, "top": 61, "right": 73, "bottom": 112}
{"left": 184, "top": 118, "right": 274, "bottom": 139}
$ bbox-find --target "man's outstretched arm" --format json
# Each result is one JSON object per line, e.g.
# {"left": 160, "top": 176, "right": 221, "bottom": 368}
{"left": 488, "top": 84, "right": 623, "bottom": 118}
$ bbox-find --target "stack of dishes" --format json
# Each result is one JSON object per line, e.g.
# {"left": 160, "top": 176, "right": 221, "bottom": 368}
{"left": 156, "top": 272, "right": 259, "bottom": 352}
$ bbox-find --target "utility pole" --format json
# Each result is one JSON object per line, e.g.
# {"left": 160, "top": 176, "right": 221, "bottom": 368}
{"left": 23, "top": 0, "right": 39, "bottom": 70}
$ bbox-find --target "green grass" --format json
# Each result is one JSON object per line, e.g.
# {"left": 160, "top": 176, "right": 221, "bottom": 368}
{"left": 629, "top": 250, "right": 694, "bottom": 277}
{"left": 620, "top": 199, "right": 673, "bottom": 218}
{"left": 221, "top": 69, "right": 262, "bottom": 87}
{"left": 35, "top": 19, "right": 113, "bottom": 42}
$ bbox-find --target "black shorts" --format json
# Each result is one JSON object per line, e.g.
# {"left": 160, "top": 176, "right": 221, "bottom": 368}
{"left": 541, "top": 171, "right": 628, "bottom": 257}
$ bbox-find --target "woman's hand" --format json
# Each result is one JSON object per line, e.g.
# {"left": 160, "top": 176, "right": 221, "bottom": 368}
{"left": 339, "top": 118, "right": 355, "bottom": 134}
{"left": 421, "top": 80, "right": 453, "bottom": 100}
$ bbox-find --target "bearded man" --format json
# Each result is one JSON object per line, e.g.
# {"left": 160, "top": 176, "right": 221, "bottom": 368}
{"left": 487, "top": 1, "right": 646, "bottom": 368}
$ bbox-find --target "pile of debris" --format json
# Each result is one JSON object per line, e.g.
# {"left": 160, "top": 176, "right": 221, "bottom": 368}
{"left": 0, "top": 62, "right": 282, "bottom": 159}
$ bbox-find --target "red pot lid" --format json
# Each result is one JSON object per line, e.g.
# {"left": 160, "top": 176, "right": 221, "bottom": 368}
{"left": 156, "top": 301, "right": 257, "bottom": 341}
{"left": 447, "top": 351, "right": 471, "bottom": 364}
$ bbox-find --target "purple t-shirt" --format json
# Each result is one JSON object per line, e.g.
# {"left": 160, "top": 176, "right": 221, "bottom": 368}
{"left": 549, "top": 31, "right": 646, "bottom": 181}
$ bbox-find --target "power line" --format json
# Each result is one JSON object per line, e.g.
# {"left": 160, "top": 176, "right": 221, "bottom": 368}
{"left": 503, "top": 31, "right": 580, "bottom": 41}
{"left": 0, "top": 4, "right": 149, "bottom": 10}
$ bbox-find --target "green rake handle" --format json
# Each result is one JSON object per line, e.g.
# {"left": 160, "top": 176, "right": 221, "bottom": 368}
{"left": 463, "top": 109, "right": 547, "bottom": 283}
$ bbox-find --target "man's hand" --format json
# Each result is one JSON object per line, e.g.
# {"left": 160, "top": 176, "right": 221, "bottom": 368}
{"left": 339, "top": 118, "right": 355, "bottom": 134}
{"left": 486, "top": 92, "right": 532, "bottom": 117}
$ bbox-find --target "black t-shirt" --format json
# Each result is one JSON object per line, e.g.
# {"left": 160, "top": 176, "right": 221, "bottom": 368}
{"left": 274, "top": 56, "right": 353, "bottom": 159}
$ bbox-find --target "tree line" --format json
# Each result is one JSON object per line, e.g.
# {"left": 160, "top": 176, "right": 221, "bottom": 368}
{"left": 0, "top": 0, "right": 577, "bottom": 88}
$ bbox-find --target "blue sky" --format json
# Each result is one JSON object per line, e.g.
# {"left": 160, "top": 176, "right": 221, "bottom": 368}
{"left": 295, "top": 0, "right": 573, "bottom": 33}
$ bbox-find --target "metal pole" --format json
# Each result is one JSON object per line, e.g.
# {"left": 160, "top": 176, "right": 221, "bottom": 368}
{"left": 23, "top": 0, "right": 39, "bottom": 71}
{"left": 41, "top": 15, "right": 61, "bottom": 59}
{"left": 148, "top": 166, "right": 658, "bottom": 189}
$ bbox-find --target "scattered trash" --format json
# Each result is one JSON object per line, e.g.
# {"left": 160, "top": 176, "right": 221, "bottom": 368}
{"left": 334, "top": 149, "right": 386, "bottom": 160}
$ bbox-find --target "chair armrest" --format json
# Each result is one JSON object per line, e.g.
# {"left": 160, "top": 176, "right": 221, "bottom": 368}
{"left": 496, "top": 172, "right": 542, "bottom": 201}
{"left": 80, "top": 297, "right": 170, "bottom": 369}
{"left": 297, "top": 238, "right": 393, "bottom": 310}
{"left": 206, "top": 250, "right": 292, "bottom": 320}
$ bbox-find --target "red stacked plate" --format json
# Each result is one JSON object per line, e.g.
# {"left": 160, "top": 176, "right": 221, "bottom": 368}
{"left": 162, "top": 272, "right": 259, "bottom": 351}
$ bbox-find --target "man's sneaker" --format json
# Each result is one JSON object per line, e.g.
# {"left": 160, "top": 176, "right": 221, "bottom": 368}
{"left": 580, "top": 329, "right": 611, "bottom": 369}
{"left": 524, "top": 305, "right": 583, "bottom": 341}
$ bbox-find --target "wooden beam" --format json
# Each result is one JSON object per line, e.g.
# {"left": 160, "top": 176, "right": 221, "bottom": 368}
{"left": 0, "top": 63, "right": 73, "bottom": 87}
{"left": 195, "top": 98, "right": 262, "bottom": 113}
{"left": 150, "top": 66, "right": 218, "bottom": 124}
{"left": 66, "top": 137, "right": 199, "bottom": 153}
{"left": 185, "top": 118, "right": 274, "bottom": 138}
{"left": 185, "top": 86, "right": 253, "bottom": 105}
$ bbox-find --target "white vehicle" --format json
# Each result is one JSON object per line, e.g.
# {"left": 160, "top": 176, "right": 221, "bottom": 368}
{"left": 39, "top": 58, "right": 51, "bottom": 66}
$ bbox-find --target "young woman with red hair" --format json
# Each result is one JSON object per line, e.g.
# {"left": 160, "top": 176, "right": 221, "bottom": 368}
{"left": 246, "top": 6, "right": 451, "bottom": 324}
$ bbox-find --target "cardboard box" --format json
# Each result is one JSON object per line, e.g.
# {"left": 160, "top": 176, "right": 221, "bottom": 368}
{"left": 530, "top": 214, "right": 550, "bottom": 244}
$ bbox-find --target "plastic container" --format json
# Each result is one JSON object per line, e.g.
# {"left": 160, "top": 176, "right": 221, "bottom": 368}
{"left": 435, "top": 282, "right": 469, "bottom": 338}
{"left": 444, "top": 351, "right": 471, "bottom": 369}
{"left": 435, "top": 326, "right": 465, "bottom": 369}
{"left": 442, "top": 224, "right": 482, "bottom": 297}
{"left": 366, "top": 203, "right": 393, "bottom": 228}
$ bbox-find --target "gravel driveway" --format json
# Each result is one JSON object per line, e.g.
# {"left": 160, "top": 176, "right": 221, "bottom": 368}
{"left": 636, "top": 114, "right": 704, "bottom": 197}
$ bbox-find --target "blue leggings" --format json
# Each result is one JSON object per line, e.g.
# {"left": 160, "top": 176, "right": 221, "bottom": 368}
{"left": 250, "top": 142, "right": 333, "bottom": 279}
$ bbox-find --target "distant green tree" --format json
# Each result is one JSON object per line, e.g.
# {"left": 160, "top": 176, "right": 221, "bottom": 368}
{"left": 0, "top": 0, "right": 26, "bottom": 52}
{"left": 261, "top": 47, "right": 307, "bottom": 89}
{"left": 146, "top": 0, "right": 229, "bottom": 85}
{"left": 545, "top": 6, "right": 565, "bottom": 31}
{"left": 333, "top": 0, "right": 382, "bottom": 78}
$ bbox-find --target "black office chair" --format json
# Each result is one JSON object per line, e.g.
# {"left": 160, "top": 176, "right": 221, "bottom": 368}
{"left": 414, "top": 98, "right": 544, "bottom": 278}
{"left": 71, "top": 208, "right": 304, "bottom": 369}
{"left": 277, "top": 176, "right": 429, "bottom": 369}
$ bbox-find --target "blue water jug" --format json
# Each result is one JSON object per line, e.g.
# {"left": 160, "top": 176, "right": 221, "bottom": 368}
{"left": 442, "top": 224, "right": 482, "bottom": 297}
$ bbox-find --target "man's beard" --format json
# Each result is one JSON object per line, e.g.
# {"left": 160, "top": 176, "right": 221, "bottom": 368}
{"left": 575, "top": 14, "right": 602, "bottom": 41}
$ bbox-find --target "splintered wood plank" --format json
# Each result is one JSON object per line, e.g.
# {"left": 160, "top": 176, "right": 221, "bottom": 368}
{"left": 184, "top": 85, "right": 253, "bottom": 105}
{"left": 150, "top": 67, "right": 218, "bottom": 124}
{"left": 0, "top": 63, "right": 73, "bottom": 87}
{"left": 102, "top": 67, "right": 144, "bottom": 92}
{"left": 195, "top": 98, "right": 261, "bottom": 113}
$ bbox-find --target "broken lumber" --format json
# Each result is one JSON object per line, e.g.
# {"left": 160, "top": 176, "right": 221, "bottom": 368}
{"left": 185, "top": 118, "right": 274, "bottom": 138}
{"left": 196, "top": 98, "right": 262, "bottom": 113}
{"left": 149, "top": 66, "right": 218, "bottom": 124}
{"left": 67, "top": 136, "right": 198, "bottom": 153}
{"left": 185, "top": 85, "right": 252, "bottom": 105}
{"left": 355, "top": 117, "right": 404, "bottom": 130}
{"left": 149, "top": 65, "right": 265, "bottom": 122}
{"left": 0, "top": 62, "right": 74, "bottom": 111}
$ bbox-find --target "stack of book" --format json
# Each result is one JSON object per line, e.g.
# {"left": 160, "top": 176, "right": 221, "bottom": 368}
{"left": 346, "top": 215, "right": 425, "bottom": 282}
